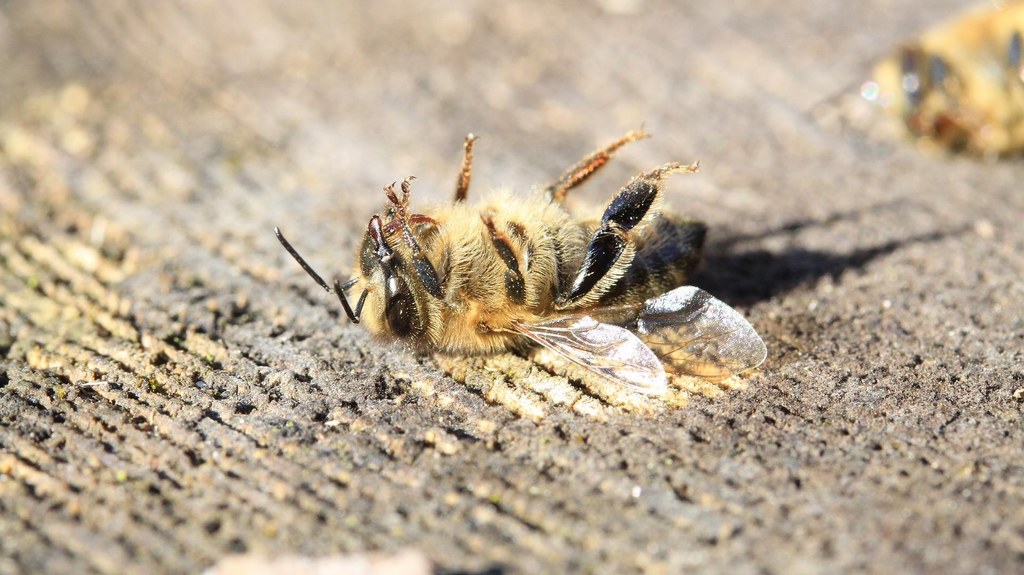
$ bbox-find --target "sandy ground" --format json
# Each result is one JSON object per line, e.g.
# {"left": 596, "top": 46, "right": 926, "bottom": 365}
{"left": 1, "top": 1, "right": 1022, "bottom": 574}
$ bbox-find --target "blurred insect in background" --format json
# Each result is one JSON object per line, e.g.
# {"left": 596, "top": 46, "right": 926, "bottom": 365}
{"left": 863, "top": 2, "right": 1024, "bottom": 156}
{"left": 275, "top": 131, "right": 766, "bottom": 395}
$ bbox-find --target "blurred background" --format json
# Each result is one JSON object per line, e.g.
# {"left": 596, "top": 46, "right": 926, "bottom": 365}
{"left": 2, "top": 1, "right": 1022, "bottom": 574}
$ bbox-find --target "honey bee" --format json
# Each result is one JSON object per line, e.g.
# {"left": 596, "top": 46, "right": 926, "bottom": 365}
{"left": 864, "top": 2, "right": 1024, "bottom": 155}
{"left": 275, "top": 131, "right": 766, "bottom": 395}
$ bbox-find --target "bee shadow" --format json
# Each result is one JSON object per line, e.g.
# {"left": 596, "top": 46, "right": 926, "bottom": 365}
{"left": 692, "top": 202, "right": 965, "bottom": 306}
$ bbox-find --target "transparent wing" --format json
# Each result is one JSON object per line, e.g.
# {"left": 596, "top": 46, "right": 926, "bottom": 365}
{"left": 512, "top": 315, "right": 668, "bottom": 395}
{"left": 631, "top": 286, "right": 767, "bottom": 381}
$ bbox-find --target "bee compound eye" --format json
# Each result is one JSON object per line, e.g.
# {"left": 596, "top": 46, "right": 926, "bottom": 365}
{"left": 384, "top": 275, "right": 420, "bottom": 337}
{"left": 359, "top": 235, "right": 377, "bottom": 276}
{"left": 386, "top": 291, "right": 419, "bottom": 337}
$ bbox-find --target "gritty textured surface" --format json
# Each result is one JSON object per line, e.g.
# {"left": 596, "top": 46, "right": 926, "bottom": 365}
{"left": 1, "top": 1, "right": 1023, "bottom": 574}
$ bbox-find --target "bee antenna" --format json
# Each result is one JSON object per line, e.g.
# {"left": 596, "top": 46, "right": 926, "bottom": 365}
{"left": 275, "top": 226, "right": 363, "bottom": 323}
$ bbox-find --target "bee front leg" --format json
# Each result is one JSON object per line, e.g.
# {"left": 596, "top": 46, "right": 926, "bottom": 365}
{"left": 559, "top": 162, "right": 697, "bottom": 307}
{"left": 544, "top": 129, "right": 649, "bottom": 203}
{"left": 453, "top": 133, "right": 477, "bottom": 203}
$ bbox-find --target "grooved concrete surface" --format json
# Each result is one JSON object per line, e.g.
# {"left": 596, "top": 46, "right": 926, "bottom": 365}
{"left": 1, "top": 1, "right": 1022, "bottom": 574}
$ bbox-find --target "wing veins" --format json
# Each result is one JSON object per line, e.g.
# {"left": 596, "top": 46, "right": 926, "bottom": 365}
{"left": 511, "top": 317, "right": 668, "bottom": 394}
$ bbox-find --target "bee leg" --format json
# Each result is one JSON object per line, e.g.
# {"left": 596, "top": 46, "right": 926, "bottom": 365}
{"left": 599, "top": 217, "right": 707, "bottom": 304}
{"left": 559, "top": 162, "right": 698, "bottom": 306}
{"left": 481, "top": 213, "right": 527, "bottom": 304}
{"left": 383, "top": 213, "right": 438, "bottom": 236}
{"left": 928, "top": 54, "right": 947, "bottom": 92}
{"left": 1009, "top": 30, "right": 1021, "bottom": 74}
{"left": 384, "top": 179, "right": 446, "bottom": 298}
{"left": 560, "top": 224, "right": 632, "bottom": 306}
{"left": 900, "top": 47, "right": 925, "bottom": 112}
{"left": 544, "top": 129, "right": 650, "bottom": 203}
{"left": 453, "top": 133, "right": 477, "bottom": 203}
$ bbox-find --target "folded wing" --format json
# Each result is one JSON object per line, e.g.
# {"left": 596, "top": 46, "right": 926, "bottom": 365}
{"left": 634, "top": 286, "right": 767, "bottom": 381}
{"left": 513, "top": 286, "right": 765, "bottom": 393}
{"left": 512, "top": 315, "right": 669, "bottom": 394}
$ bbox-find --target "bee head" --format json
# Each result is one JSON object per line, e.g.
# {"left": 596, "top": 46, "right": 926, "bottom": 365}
{"left": 356, "top": 214, "right": 428, "bottom": 340}
{"left": 277, "top": 194, "right": 439, "bottom": 342}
